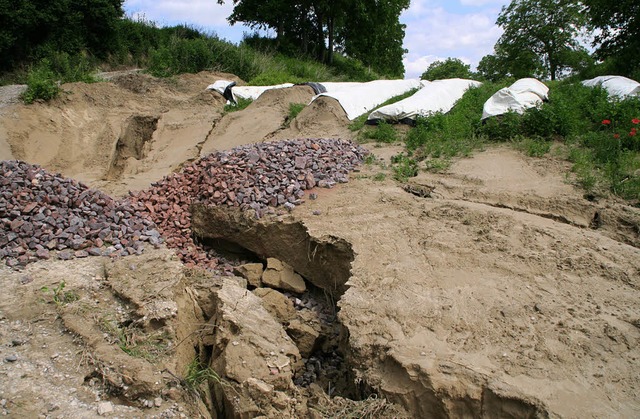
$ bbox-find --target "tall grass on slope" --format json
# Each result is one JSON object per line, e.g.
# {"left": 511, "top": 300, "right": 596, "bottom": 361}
{"left": 22, "top": 52, "right": 99, "bottom": 103}
{"left": 405, "top": 82, "right": 508, "bottom": 159}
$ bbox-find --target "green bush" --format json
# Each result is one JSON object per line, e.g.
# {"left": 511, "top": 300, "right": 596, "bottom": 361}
{"left": 391, "top": 153, "right": 419, "bottom": 181}
{"left": 359, "top": 121, "right": 399, "bottom": 143}
{"left": 47, "top": 51, "right": 98, "bottom": 83}
{"left": 148, "top": 36, "right": 216, "bottom": 77}
{"left": 330, "top": 54, "right": 378, "bottom": 82}
{"left": 405, "top": 82, "right": 502, "bottom": 155}
{"left": 283, "top": 102, "right": 306, "bottom": 127}
{"left": 22, "top": 60, "right": 61, "bottom": 104}
{"left": 288, "top": 103, "right": 306, "bottom": 120}
{"left": 480, "top": 111, "right": 523, "bottom": 141}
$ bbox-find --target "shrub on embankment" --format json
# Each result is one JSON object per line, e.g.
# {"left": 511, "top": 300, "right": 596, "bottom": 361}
{"left": 2, "top": 15, "right": 380, "bottom": 103}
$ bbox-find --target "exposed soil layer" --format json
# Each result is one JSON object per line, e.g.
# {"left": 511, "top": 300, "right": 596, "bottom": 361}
{"left": 1, "top": 72, "right": 640, "bottom": 418}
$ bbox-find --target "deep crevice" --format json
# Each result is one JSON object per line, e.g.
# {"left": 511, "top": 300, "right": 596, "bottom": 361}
{"left": 105, "top": 114, "right": 159, "bottom": 180}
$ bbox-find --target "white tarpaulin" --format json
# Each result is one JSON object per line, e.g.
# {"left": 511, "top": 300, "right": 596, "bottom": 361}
{"left": 206, "top": 80, "right": 294, "bottom": 103}
{"left": 367, "top": 78, "right": 482, "bottom": 123}
{"left": 482, "top": 78, "right": 549, "bottom": 120}
{"left": 312, "top": 79, "right": 423, "bottom": 120}
{"left": 582, "top": 75, "right": 640, "bottom": 99}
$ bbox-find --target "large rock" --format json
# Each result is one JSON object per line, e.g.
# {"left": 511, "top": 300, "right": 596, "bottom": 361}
{"left": 207, "top": 280, "right": 305, "bottom": 417}
{"left": 253, "top": 288, "right": 296, "bottom": 322}
{"left": 286, "top": 319, "right": 320, "bottom": 358}
{"left": 262, "top": 258, "right": 306, "bottom": 294}
{"left": 209, "top": 280, "right": 300, "bottom": 387}
{"left": 234, "top": 263, "right": 264, "bottom": 288}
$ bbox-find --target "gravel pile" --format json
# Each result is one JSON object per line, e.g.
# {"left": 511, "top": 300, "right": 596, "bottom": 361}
{"left": 0, "top": 161, "right": 161, "bottom": 268}
{"left": 128, "top": 138, "right": 366, "bottom": 271}
{"left": 1, "top": 139, "right": 365, "bottom": 270}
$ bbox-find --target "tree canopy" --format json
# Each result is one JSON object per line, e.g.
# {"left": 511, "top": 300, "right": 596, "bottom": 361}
{"left": 583, "top": 0, "right": 640, "bottom": 77}
{"left": 420, "top": 58, "right": 473, "bottom": 81}
{"left": 0, "top": 0, "right": 124, "bottom": 70}
{"left": 218, "top": 0, "right": 409, "bottom": 78}
{"left": 486, "top": 0, "right": 586, "bottom": 81}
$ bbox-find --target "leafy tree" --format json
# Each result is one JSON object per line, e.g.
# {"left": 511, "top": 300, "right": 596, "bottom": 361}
{"left": 0, "top": 0, "right": 124, "bottom": 70}
{"left": 495, "top": 0, "right": 587, "bottom": 80}
{"left": 219, "top": 0, "right": 409, "bottom": 77}
{"left": 478, "top": 44, "right": 544, "bottom": 82}
{"left": 420, "top": 58, "right": 472, "bottom": 81}
{"left": 583, "top": 0, "right": 640, "bottom": 77}
{"left": 477, "top": 54, "right": 507, "bottom": 82}
{"left": 340, "top": 0, "right": 409, "bottom": 78}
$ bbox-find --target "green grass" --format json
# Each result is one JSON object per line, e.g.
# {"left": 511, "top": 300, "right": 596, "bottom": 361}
{"left": 349, "top": 88, "right": 420, "bottom": 131}
{"left": 512, "top": 136, "right": 552, "bottom": 157}
{"left": 424, "top": 158, "right": 452, "bottom": 172}
{"left": 40, "top": 281, "right": 79, "bottom": 305}
{"left": 288, "top": 102, "right": 306, "bottom": 120}
{"left": 281, "top": 102, "right": 306, "bottom": 127}
{"left": 391, "top": 153, "right": 419, "bottom": 181}
{"left": 224, "top": 97, "right": 253, "bottom": 113}
{"left": 358, "top": 120, "right": 399, "bottom": 143}
{"left": 99, "top": 315, "right": 170, "bottom": 362}
{"left": 184, "top": 357, "right": 224, "bottom": 400}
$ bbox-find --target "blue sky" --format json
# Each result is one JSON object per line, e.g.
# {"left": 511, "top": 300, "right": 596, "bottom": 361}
{"left": 123, "top": 0, "right": 510, "bottom": 79}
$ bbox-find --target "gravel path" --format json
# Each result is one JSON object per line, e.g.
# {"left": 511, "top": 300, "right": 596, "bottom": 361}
{"left": 0, "top": 85, "right": 26, "bottom": 110}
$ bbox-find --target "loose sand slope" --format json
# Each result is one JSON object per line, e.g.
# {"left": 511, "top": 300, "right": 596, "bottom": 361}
{"left": 0, "top": 72, "right": 639, "bottom": 418}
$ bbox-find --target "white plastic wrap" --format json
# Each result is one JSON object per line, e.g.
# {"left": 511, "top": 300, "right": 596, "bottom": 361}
{"left": 481, "top": 78, "right": 549, "bottom": 120}
{"left": 582, "top": 75, "right": 640, "bottom": 99}
{"left": 367, "top": 78, "right": 482, "bottom": 123}
{"left": 312, "top": 79, "right": 423, "bottom": 120}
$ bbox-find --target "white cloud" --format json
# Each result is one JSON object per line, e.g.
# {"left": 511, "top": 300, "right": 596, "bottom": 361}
{"left": 124, "top": 0, "right": 240, "bottom": 35}
{"left": 459, "top": 0, "right": 507, "bottom": 6}
{"left": 403, "top": 54, "right": 446, "bottom": 79}
{"left": 401, "top": 5, "right": 504, "bottom": 78}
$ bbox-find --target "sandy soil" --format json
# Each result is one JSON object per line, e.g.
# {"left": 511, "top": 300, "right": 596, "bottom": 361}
{"left": 1, "top": 72, "right": 639, "bottom": 418}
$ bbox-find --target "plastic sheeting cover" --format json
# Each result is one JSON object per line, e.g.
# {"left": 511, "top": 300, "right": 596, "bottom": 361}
{"left": 482, "top": 78, "right": 549, "bottom": 120}
{"left": 367, "top": 78, "right": 482, "bottom": 123}
{"left": 582, "top": 75, "right": 640, "bottom": 99}
{"left": 206, "top": 80, "right": 294, "bottom": 103}
{"left": 313, "top": 79, "right": 423, "bottom": 120}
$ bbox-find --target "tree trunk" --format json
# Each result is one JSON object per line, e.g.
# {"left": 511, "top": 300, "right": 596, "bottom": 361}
{"left": 277, "top": 19, "right": 284, "bottom": 48}
{"left": 301, "top": 11, "right": 308, "bottom": 54}
{"left": 316, "top": 10, "right": 325, "bottom": 61}
{"left": 327, "top": 14, "right": 334, "bottom": 64}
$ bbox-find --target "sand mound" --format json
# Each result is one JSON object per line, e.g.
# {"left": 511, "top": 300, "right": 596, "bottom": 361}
{"left": 200, "top": 85, "right": 316, "bottom": 155}
{"left": 270, "top": 96, "right": 353, "bottom": 142}
{"left": 0, "top": 71, "right": 230, "bottom": 197}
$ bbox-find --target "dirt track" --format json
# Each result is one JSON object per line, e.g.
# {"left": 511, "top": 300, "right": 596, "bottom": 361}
{"left": 1, "top": 71, "right": 639, "bottom": 418}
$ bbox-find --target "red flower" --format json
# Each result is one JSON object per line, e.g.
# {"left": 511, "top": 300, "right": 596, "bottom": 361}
{"left": 613, "top": 133, "right": 620, "bottom": 139}
{"left": 632, "top": 118, "right": 640, "bottom": 124}
{"left": 630, "top": 130, "right": 637, "bottom": 137}
{"left": 602, "top": 119, "right": 611, "bottom": 125}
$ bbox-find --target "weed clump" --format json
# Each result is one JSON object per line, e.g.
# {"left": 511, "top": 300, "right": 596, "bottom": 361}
{"left": 22, "top": 53, "right": 98, "bottom": 104}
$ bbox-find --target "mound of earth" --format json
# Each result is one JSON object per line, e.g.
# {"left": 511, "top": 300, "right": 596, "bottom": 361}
{"left": 1, "top": 71, "right": 639, "bottom": 418}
